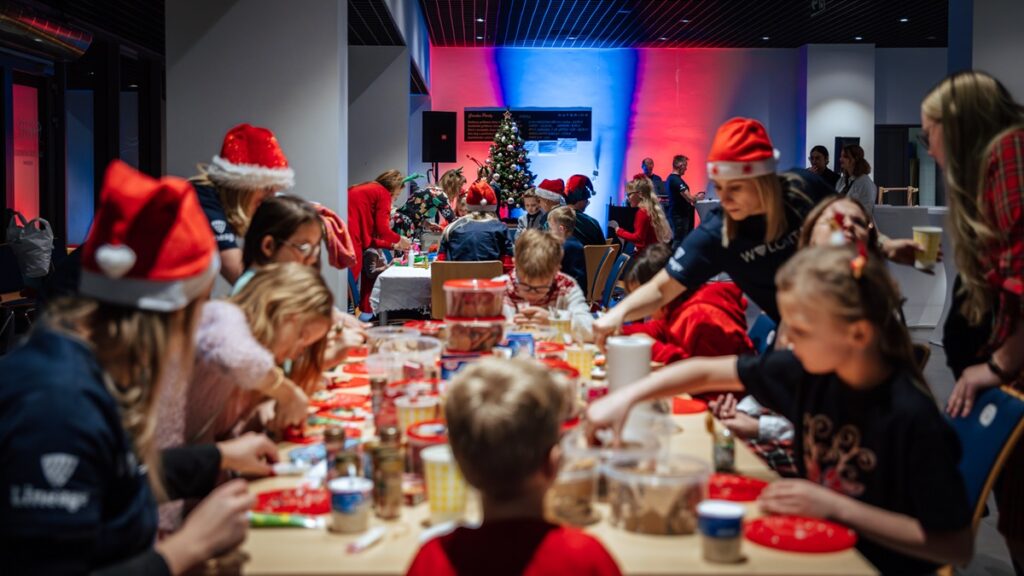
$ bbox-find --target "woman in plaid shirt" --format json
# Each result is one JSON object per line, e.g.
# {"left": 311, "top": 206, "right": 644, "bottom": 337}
{"left": 924, "top": 71, "right": 1024, "bottom": 570}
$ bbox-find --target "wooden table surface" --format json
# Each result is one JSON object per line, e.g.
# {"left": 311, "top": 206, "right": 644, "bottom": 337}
{"left": 242, "top": 404, "right": 876, "bottom": 576}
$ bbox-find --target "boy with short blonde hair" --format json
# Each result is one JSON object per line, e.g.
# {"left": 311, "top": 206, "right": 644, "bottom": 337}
{"left": 407, "top": 359, "right": 621, "bottom": 575}
{"left": 499, "top": 230, "right": 593, "bottom": 340}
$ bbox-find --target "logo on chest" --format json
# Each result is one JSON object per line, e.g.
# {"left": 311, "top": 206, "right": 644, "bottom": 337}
{"left": 738, "top": 229, "right": 799, "bottom": 263}
{"left": 802, "top": 414, "right": 878, "bottom": 497}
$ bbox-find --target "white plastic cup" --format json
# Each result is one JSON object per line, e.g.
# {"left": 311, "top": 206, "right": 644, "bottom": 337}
{"left": 697, "top": 500, "right": 746, "bottom": 563}
{"left": 328, "top": 477, "right": 373, "bottom": 534}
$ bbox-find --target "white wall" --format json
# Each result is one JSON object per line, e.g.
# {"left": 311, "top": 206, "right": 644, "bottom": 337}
{"left": 803, "top": 44, "right": 876, "bottom": 170}
{"left": 974, "top": 0, "right": 1024, "bottom": 100}
{"left": 348, "top": 46, "right": 410, "bottom": 199}
{"left": 382, "top": 0, "right": 430, "bottom": 90}
{"left": 166, "top": 0, "right": 348, "bottom": 302}
{"left": 875, "top": 48, "right": 947, "bottom": 125}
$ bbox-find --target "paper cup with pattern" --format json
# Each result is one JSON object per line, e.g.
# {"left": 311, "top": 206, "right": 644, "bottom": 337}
{"left": 566, "top": 344, "right": 597, "bottom": 381}
{"left": 395, "top": 395, "right": 440, "bottom": 436}
{"left": 912, "top": 226, "right": 942, "bottom": 271}
{"left": 421, "top": 444, "right": 469, "bottom": 524}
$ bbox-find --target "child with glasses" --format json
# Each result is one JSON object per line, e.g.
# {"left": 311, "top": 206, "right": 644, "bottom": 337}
{"left": 498, "top": 230, "right": 593, "bottom": 341}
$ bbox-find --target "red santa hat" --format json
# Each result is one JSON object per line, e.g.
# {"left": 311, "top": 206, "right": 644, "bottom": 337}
{"left": 79, "top": 160, "right": 219, "bottom": 312}
{"left": 205, "top": 123, "right": 295, "bottom": 191}
{"left": 465, "top": 180, "right": 498, "bottom": 212}
{"left": 535, "top": 178, "right": 566, "bottom": 204}
{"left": 706, "top": 118, "right": 780, "bottom": 180}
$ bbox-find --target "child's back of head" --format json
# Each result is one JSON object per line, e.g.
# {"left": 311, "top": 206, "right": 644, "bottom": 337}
{"left": 444, "top": 358, "right": 563, "bottom": 501}
{"left": 514, "top": 229, "right": 563, "bottom": 281}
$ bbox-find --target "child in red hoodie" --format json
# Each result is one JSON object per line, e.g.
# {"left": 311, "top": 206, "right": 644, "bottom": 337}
{"left": 407, "top": 358, "right": 621, "bottom": 576}
{"left": 621, "top": 244, "right": 753, "bottom": 363}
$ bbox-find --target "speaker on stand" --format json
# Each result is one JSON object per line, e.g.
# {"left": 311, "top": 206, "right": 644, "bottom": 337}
{"left": 422, "top": 111, "right": 457, "bottom": 183}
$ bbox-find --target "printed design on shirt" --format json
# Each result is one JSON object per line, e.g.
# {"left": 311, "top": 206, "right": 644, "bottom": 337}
{"left": 210, "top": 219, "right": 236, "bottom": 244}
{"left": 41, "top": 453, "right": 78, "bottom": 488}
{"left": 738, "top": 229, "right": 800, "bottom": 263}
{"left": 802, "top": 414, "right": 877, "bottom": 497}
{"left": 211, "top": 219, "right": 227, "bottom": 235}
{"left": 10, "top": 453, "right": 90, "bottom": 513}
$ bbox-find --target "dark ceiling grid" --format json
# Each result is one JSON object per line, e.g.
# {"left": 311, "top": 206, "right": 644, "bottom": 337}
{"left": 349, "top": 0, "right": 404, "bottom": 46}
{"left": 574, "top": 0, "right": 616, "bottom": 48}
{"left": 552, "top": 0, "right": 578, "bottom": 48}
{"left": 600, "top": 1, "right": 644, "bottom": 49}
{"left": 644, "top": 2, "right": 692, "bottom": 48}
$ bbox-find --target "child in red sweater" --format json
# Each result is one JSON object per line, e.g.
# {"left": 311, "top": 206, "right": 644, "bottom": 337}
{"left": 621, "top": 244, "right": 753, "bottom": 363}
{"left": 609, "top": 174, "right": 673, "bottom": 253}
{"left": 407, "top": 358, "right": 621, "bottom": 576}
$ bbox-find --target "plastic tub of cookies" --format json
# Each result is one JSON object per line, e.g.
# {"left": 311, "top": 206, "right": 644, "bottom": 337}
{"left": 443, "top": 279, "right": 506, "bottom": 318}
{"left": 603, "top": 454, "right": 710, "bottom": 535}
{"left": 444, "top": 317, "right": 505, "bottom": 353}
{"left": 366, "top": 326, "right": 418, "bottom": 353}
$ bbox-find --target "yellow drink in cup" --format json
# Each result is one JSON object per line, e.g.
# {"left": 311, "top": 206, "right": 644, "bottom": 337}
{"left": 421, "top": 444, "right": 469, "bottom": 525}
{"left": 912, "top": 226, "right": 943, "bottom": 271}
{"left": 566, "top": 344, "right": 596, "bottom": 380}
{"left": 395, "top": 395, "right": 440, "bottom": 436}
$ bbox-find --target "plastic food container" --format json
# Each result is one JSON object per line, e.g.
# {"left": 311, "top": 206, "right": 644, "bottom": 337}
{"left": 377, "top": 336, "right": 443, "bottom": 381}
{"left": 444, "top": 317, "right": 505, "bottom": 353}
{"left": 604, "top": 454, "right": 709, "bottom": 535}
{"left": 403, "top": 320, "right": 448, "bottom": 339}
{"left": 328, "top": 477, "right": 373, "bottom": 534}
{"left": 443, "top": 279, "right": 506, "bottom": 318}
{"left": 366, "top": 326, "right": 418, "bottom": 353}
{"left": 406, "top": 419, "right": 447, "bottom": 476}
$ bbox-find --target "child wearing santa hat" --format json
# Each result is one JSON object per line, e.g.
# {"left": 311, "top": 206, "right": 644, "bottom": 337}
{"left": 0, "top": 161, "right": 278, "bottom": 574}
{"left": 437, "top": 180, "right": 513, "bottom": 272}
{"left": 533, "top": 178, "right": 566, "bottom": 230}
{"left": 191, "top": 123, "right": 296, "bottom": 284}
{"left": 595, "top": 117, "right": 835, "bottom": 345}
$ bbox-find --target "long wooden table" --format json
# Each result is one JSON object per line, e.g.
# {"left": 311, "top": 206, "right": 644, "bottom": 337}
{"left": 242, "top": 408, "right": 876, "bottom": 575}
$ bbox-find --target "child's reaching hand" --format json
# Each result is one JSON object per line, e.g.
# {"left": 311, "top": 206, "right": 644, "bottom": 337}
{"left": 584, "top": 388, "right": 635, "bottom": 444}
{"left": 514, "top": 306, "right": 551, "bottom": 325}
{"left": 759, "top": 479, "right": 841, "bottom": 519}
{"left": 709, "top": 393, "right": 760, "bottom": 440}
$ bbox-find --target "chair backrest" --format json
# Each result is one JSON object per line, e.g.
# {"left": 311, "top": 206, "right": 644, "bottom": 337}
{"left": 600, "top": 253, "right": 630, "bottom": 309}
{"left": 584, "top": 244, "right": 618, "bottom": 301}
{"left": 877, "top": 186, "right": 920, "bottom": 207}
{"left": 748, "top": 313, "right": 777, "bottom": 355}
{"left": 430, "top": 260, "right": 504, "bottom": 319}
{"left": 946, "top": 386, "right": 1024, "bottom": 528}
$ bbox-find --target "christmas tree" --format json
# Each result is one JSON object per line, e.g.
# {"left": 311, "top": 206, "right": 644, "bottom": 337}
{"left": 485, "top": 109, "right": 535, "bottom": 207}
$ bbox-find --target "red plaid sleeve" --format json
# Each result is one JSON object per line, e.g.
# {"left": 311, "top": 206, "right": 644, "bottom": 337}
{"left": 984, "top": 130, "right": 1024, "bottom": 345}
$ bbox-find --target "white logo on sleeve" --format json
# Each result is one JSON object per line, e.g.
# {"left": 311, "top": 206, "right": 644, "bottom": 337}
{"left": 212, "top": 220, "right": 227, "bottom": 234}
{"left": 41, "top": 453, "right": 79, "bottom": 488}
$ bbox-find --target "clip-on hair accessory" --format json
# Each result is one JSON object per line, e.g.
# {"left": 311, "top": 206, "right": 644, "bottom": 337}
{"left": 850, "top": 240, "right": 868, "bottom": 280}
{"left": 828, "top": 212, "right": 848, "bottom": 246}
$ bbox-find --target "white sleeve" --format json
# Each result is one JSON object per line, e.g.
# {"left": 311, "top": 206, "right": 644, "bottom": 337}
{"left": 736, "top": 395, "right": 766, "bottom": 416}
{"left": 565, "top": 282, "right": 594, "bottom": 341}
{"left": 758, "top": 414, "right": 795, "bottom": 443}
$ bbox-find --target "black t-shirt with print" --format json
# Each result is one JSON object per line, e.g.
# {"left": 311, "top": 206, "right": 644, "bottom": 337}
{"left": 193, "top": 182, "right": 240, "bottom": 251}
{"left": 665, "top": 169, "right": 832, "bottom": 322}
{"left": 737, "top": 351, "right": 970, "bottom": 575}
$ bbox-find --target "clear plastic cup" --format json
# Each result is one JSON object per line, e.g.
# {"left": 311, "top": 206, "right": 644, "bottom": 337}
{"left": 566, "top": 344, "right": 598, "bottom": 380}
{"left": 603, "top": 454, "right": 710, "bottom": 535}
{"left": 378, "top": 336, "right": 443, "bottom": 381}
{"left": 421, "top": 444, "right": 469, "bottom": 525}
{"left": 366, "top": 326, "right": 418, "bottom": 353}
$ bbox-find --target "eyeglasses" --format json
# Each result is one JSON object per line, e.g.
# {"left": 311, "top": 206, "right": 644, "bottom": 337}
{"left": 279, "top": 239, "right": 321, "bottom": 258}
{"left": 516, "top": 280, "right": 553, "bottom": 294}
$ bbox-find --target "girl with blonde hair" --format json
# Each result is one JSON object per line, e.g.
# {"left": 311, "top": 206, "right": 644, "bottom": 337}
{"left": 924, "top": 71, "right": 1024, "bottom": 568}
{"left": 610, "top": 174, "right": 673, "bottom": 252}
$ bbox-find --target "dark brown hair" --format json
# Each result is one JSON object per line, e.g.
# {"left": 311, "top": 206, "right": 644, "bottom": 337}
{"left": 243, "top": 195, "right": 321, "bottom": 268}
{"left": 375, "top": 170, "right": 405, "bottom": 195}
{"left": 841, "top": 144, "right": 871, "bottom": 177}
{"left": 626, "top": 243, "right": 672, "bottom": 286}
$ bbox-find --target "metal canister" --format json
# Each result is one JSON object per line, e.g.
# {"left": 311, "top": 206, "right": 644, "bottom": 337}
{"left": 713, "top": 428, "right": 736, "bottom": 473}
{"left": 372, "top": 426, "right": 404, "bottom": 520}
{"left": 324, "top": 426, "right": 347, "bottom": 483}
{"left": 334, "top": 441, "right": 362, "bottom": 479}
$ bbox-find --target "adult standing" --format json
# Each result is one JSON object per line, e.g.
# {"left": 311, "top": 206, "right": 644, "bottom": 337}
{"left": 566, "top": 174, "right": 607, "bottom": 246}
{"left": 808, "top": 145, "right": 840, "bottom": 189}
{"left": 835, "top": 144, "right": 876, "bottom": 216}
{"left": 192, "top": 124, "right": 295, "bottom": 285}
{"left": 595, "top": 118, "right": 834, "bottom": 342}
{"left": 666, "top": 155, "right": 705, "bottom": 248}
{"left": 931, "top": 71, "right": 1024, "bottom": 571}
{"left": 642, "top": 157, "right": 668, "bottom": 207}
{"left": 348, "top": 170, "right": 411, "bottom": 312}
{"left": 392, "top": 168, "right": 463, "bottom": 240}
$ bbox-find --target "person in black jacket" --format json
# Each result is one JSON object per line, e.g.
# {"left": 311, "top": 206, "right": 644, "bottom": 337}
{"left": 565, "top": 174, "right": 607, "bottom": 246}
{"left": 808, "top": 145, "right": 840, "bottom": 190}
{"left": 0, "top": 161, "right": 277, "bottom": 575}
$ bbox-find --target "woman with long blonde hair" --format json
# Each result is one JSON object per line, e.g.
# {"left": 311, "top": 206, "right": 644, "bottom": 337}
{"left": 610, "top": 174, "right": 673, "bottom": 252}
{"left": 0, "top": 161, "right": 277, "bottom": 573}
{"left": 925, "top": 71, "right": 1024, "bottom": 567}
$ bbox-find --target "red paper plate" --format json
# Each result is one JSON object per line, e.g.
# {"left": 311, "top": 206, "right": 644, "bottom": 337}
{"left": 329, "top": 376, "right": 369, "bottom": 389}
{"left": 708, "top": 473, "right": 769, "bottom": 502}
{"left": 672, "top": 397, "right": 708, "bottom": 414}
{"left": 346, "top": 346, "right": 368, "bottom": 358}
{"left": 310, "top": 392, "right": 369, "bottom": 410}
{"left": 745, "top": 516, "right": 857, "bottom": 553}
{"left": 283, "top": 425, "right": 324, "bottom": 444}
{"left": 342, "top": 363, "right": 367, "bottom": 375}
{"left": 536, "top": 341, "right": 566, "bottom": 355}
{"left": 254, "top": 488, "right": 330, "bottom": 515}
{"left": 316, "top": 407, "right": 369, "bottom": 423}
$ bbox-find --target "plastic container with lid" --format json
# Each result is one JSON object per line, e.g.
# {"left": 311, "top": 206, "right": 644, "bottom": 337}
{"left": 377, "top": 336, "right": 443, "bottom": 381}
{"left": 443, "top": 279, "right": 506, "bottom": 318}
{"left": 444, "top": 317, "right": 505, "bottom": 353}
{"left": 406, "top": 419, "right": 447, "bottom": 476}
{"left": 603, "top": 454, "right": 710, "bottom": 535}
{"left": 403, "top": 320, "right": 448, "bottom": 339}
{"left": 366, "top": 326, "right": 418, "bottom": 353}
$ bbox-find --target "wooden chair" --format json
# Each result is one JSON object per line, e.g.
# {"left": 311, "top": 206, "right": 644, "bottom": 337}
{"left": 877, "top": 186, "right": 920, "bottom": 206}
{"left": 429, "top": 260, "right": 504, "bottom": 319}
{"left": 583, "top": 244, "right": 619, "bottom": 301}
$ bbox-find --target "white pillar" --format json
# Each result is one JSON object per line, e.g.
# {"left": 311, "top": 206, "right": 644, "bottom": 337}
{"left": 802, "top": 44, "right": 876, "bottom": 171}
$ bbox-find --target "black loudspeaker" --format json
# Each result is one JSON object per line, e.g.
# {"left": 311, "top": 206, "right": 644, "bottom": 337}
{"left": 422, "top": 111, "right": 457, "bottom": 163}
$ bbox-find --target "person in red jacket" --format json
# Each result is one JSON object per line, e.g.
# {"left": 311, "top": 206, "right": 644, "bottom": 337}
{"left": 609, "top": 174, "right": 672, "bottom": 254}
{"left": 407, "top": 358, "right": 621, "bottom": 576}
{"left": 348, "top": 170, "right": 411, "bottom": 311}
{"left": 621, "top": 244, "right": 752, "bottom": 364}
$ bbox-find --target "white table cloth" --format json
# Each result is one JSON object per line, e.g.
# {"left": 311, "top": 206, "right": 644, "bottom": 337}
{"left": 369, "top": 264, "right": 432, "bottom": 313}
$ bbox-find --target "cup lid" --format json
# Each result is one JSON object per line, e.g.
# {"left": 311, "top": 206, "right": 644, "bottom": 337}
{"left": 328, "top": 477, "right": 373, "bottom": 493}
{"left": 407, "top": 419, "right": 448, "bottom": 443}
{"left": 697, "top": 499, "right": 746, "bottom": 519}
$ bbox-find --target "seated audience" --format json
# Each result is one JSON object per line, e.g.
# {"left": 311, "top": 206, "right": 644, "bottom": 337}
{"left": 545, "top": 206, "right": 588, "bottom": 292}
{"left": 499, "top": 230, "right": 593, "bottom": 341}
{"left": 438, "top": 180, "right": 513, "bottom": 272}
{"left": 565, "top": 174, "right": 607, "bottom": 246}
{"left": 533, "top": 178, "right": 566, "bottom": 229}
{"left": 408, "top": 358, "right": 621, "bottom": 576}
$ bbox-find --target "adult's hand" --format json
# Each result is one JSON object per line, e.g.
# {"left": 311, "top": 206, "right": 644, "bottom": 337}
{"left": 394, "top": 236, "right": 412, "bottom": 251}
{"left": 157, "top": 479, "right": 254, "bottom": 575}
{"left": 946, "top": 361, "right": 1001, "bottom": 418}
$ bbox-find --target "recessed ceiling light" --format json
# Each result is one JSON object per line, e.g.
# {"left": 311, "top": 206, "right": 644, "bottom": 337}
{"left": 617, "top": 9, "right": 631, "bottom": 14}
{"left": 761, "top": 36, "right": 770, "bottom": 41}
{"left": 899, "top": 17, "right": 909, "bottom": 23}
{"left": 926, "top": 35, "right": 937, "bottom": 40}
{"left": 33, "top": 37, "right": 43, "bottom": 42}
{"left": 680, "top": 19, "right": 690, "bottom": 23}
{"left": 128, "top": 84, "right": 138, "bottom": 88}
{"left": 476, "top": 18, "right": 484, "bottom": 23}
{"left": 854, "top": 36, "right": 863, "bottom": 41}
{"left": 567, "top": 36, "right": 576, "bottom": 40}
{"left": 476, "top": 35, "right": 484, "bottom": 40}
{"left": 659, "top": 37, "right": 668, "bottom": 41}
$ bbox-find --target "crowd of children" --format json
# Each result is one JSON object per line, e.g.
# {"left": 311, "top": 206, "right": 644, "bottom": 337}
{"left": 0, "top": 70, "right": 1021, "bottom": 576}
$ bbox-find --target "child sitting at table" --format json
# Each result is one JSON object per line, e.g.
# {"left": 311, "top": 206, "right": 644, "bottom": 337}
{"left": 499, "top": 229, "right": 593, "bottom": 341}
{"left": 545, "top": 205, "right": 588, "bottom": 292}
{"left": 408, "top": 358, "right": 621, "bottom": 576}
{"left": 586, "top": 245, "right": 973, "bottom": 575}
{"left": 621, "top": 244, "right": 753, "bottom": 364}
{"left": 437, "top": 180, "right": 513, "bottom": 272}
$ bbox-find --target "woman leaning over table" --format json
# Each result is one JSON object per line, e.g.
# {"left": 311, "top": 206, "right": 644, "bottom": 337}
{"left": 929, "top": 71, "right": 1024, "bottom": 571}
